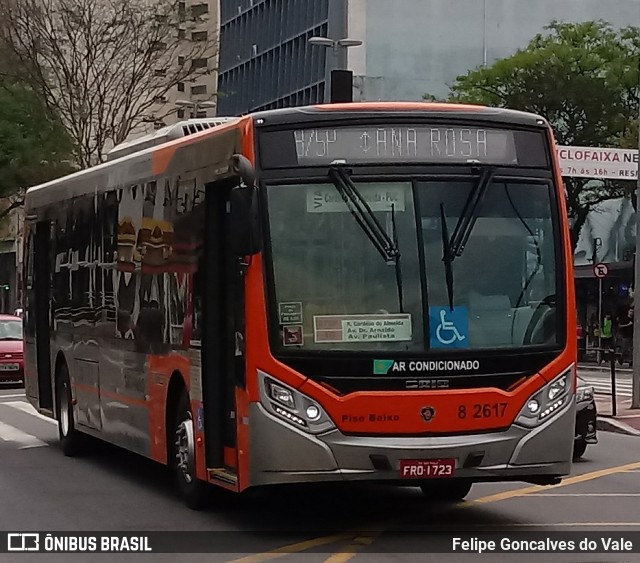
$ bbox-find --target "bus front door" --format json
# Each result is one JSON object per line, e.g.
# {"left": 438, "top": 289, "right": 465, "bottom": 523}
{"left": 200, "top": 178, "right": 243, "bottom": 477}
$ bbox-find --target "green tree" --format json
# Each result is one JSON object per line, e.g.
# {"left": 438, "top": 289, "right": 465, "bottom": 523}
{"left": 0, "top": 80, "right": 75, "bottom": 219}
{"left": 444, "top": 21, "right": 640, "bottom": 248}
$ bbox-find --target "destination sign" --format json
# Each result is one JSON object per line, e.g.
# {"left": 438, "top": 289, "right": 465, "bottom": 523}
{"left": 259, "top": 125, "right": 548, "bottom": 168}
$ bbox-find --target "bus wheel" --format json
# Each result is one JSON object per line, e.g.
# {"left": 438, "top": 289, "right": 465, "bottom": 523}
{"left": 420, "top": 479, "right": 472, "bottom": 501}
{"left": 171, "top": 391, "right": 208, "bottom": 510}
{"left": 56, "top": 363, "right": 82, "bottom": 456}
{"left": 573, "top": 439, "right": 587, "bottom": 460}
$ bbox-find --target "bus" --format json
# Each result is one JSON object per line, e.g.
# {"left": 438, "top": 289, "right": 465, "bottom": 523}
{"left": 22, "top": 102, "right": 576, "bottom": 508}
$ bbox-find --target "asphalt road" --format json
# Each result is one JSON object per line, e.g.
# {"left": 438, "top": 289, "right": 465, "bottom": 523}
{"left": 0, "top": 386, "right": 639, "bottom": 562}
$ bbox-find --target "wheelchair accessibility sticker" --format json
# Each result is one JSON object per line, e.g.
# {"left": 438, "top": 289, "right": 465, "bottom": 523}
{"left": 429, "top": 306, "right": 468, "bottom": 349}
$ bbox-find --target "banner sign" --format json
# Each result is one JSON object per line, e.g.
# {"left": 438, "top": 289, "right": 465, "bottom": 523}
{"left": 1, "top": 531, "right": 639, "bottom": 553}
{"left": 557, "top": 145, "right": 638, "bottom": 180}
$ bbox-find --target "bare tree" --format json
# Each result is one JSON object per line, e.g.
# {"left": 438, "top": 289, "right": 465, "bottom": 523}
{"left": 0, "top": 0, "right": 219, "bottom": 167}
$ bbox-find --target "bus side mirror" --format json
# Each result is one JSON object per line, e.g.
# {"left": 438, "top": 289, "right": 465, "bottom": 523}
{"left": 230, "top": 185, "right": 261, "bottom": 256}
{"left": 231, "top": 154, "right": 256, "bottom": 188}
{"left": 229, "top": 154, "right": 261, "bottom": 256}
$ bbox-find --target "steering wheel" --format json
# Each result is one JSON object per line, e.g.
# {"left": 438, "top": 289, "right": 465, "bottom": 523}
{"left": 523, "top": 295, "right": 556, "bottom": 345}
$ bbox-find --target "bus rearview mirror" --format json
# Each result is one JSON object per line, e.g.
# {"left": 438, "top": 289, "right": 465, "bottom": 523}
{"left": 231, "top": 154, "right": 256, "bottom": 188}
{"left": 230, "top": 185, "right": 262, "bottom": 256}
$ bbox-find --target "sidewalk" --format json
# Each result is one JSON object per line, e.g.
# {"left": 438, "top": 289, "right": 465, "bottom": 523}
{"left": 594, "top": 395, "right": 640, "bottom": 436}
{"left": 578, "top": 362, "right": 640, "bottom": 435}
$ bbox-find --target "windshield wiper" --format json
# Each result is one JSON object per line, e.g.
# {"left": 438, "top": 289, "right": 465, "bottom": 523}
{"left": 449, "top": 165, "right": 496, "bottom": 258}
{"left": 390, "top": 202, "right": 404, "bottom": 313}
{"left": 440, "top": 203, "right": 455, "bottom": 311}
{"left": 328, "top": 165, "right": 404, "bottom": 312}
{"left": 328, "top": 166, "right": 399, "bottom": 263}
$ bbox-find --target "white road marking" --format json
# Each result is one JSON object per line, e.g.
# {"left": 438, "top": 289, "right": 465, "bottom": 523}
{"left": 0, "top": 393, "right": 28, "bottom": 399}
{"left": 2, "top": 401, "right": 56, "bottom": 425}
{"left": 531, "top": 493, "right": 640, "bottom": 497}
{"left": 0, "top": 420, "right": 48, "bottom": 449}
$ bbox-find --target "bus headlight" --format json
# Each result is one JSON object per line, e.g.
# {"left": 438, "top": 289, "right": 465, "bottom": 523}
{"left": 259, "top": 372, "right": 336, "bottom": 434}
{"left": 269, "top": 382, "right": 295, "bottom": 409}
{"left": 516, "top": 368, "right": 573, "bottom": 428}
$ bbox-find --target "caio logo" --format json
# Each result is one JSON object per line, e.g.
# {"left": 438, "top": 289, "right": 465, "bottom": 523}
{"left": 420, "top": 406, "right": 435, "bottom": 422}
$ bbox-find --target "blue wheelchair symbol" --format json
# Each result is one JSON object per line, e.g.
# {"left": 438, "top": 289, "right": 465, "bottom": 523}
{"left": 429, "top": 307, "right": 468, "bottom": 349}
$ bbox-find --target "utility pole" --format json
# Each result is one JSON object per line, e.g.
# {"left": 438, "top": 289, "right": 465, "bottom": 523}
{"left": 633, "top": 91, "right": 640, "bottom": 409}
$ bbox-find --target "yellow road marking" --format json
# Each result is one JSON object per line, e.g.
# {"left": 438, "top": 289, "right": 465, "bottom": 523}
{"left": 323, "top": 534, "right": 378, "bottom": 563}
{"left": 229, "top": 460, "right": 640, "bottom": 562}
{"left": 228, "top": 533, "right": 353, "bottom": 563}
{"left": 470, "top": 460, "right": 640, "bottom": 505}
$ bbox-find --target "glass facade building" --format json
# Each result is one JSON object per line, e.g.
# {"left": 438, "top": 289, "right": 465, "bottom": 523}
{"left": 218, "top": 0, "right": 348, "bottom": 114}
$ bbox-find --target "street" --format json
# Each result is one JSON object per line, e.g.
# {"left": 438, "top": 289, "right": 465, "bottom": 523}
{"left": 0, "top": 388, "right": 639, "bottom": 562}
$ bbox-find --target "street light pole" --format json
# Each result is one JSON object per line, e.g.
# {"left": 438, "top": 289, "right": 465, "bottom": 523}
{"left": 308, "top": 36, "right": 363, "bottom": 103}
{"left": 632, "top": 88, "right": 640, "bottom": 408}
{"left": 175, "top": 99, "right": 217, "bottom": 118}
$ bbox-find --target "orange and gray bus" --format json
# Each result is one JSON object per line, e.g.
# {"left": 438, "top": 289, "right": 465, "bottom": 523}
{"left": 22, "top": 102, "right": 576, "bottom": 508}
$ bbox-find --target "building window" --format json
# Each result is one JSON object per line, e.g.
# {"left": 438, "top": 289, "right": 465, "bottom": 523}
{"left": 191, "top": 85, "right": 207, "bottom": 95}
{"left": 154, "top": 68, "right": 167, "bottom": 77}
{"left": 177, "top": 82, "right": 185, "bottom": 92}
{"left": 178, "top": 28, "right": 186, "bottom": 39}
{"left": 191, "top": 58, "right": 208, "bottom": 69}
{"left": 195, "top": 110, "right": 207, "bottom": 118}
{"left": 178, "top": 2, "right": 186, "bottom": 22}
{"left": 192, "top": 30, "right": 208, "bottom": 42}
{"left": 177, "top": 109, "right": 185, "bottom": 118}
{"left": 192, "top": 3, "right": 209, "bottom": 18}
{"left": 178, "top": 56, "right": 185, "bottom": 65}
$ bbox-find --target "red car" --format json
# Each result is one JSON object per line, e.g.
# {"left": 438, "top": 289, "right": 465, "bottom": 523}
{"left": 0, "top": 315, "right": 24, "bottom": 384}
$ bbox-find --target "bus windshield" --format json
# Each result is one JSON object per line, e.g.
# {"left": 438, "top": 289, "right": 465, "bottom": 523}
{"left": 267, "top": 176, "right": 560, "bottom": 352}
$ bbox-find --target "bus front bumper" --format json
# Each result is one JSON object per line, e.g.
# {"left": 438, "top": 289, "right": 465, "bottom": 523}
{"left": 247, "top": 399, "right": 575, "bottom": 488}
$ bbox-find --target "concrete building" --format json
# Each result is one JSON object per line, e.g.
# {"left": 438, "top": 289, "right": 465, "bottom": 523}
{"left": 140, "top": 0, "right": 221, "bottom": 135}
{"left": 217, "top": 0, "right": 640, "bottom": 112}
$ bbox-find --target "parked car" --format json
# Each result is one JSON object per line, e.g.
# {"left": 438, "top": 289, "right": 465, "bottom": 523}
{"left": 0, "top": 315, "right": 24, "bottom": 385}
{"left": 574, "top": 375, "right": 597, "bottom": 459}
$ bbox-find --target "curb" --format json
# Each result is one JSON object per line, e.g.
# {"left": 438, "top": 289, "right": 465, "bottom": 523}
{"left": 597, "top": 416, "right": 640, "bottom": 437}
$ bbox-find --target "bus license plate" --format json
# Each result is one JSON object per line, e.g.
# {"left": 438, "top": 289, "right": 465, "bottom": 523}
{"left": 0, "top": 364, "right": 19, "bottom": 371}
{"left": 399, "top": 458, "right": 455, "bottom": 479}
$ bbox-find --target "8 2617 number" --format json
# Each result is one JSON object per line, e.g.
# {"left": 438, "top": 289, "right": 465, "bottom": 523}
{"left": 457, "top": 403, "right": 507, "bottom": 419}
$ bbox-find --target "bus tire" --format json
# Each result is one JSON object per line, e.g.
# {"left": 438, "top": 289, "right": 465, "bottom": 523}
{"left": 573, "top": 439, "right": 587, "bottom": 460}
{"left": 171, "top": 391, "right": 208, "bottom": 510}
{"left": 56, "top": 363, "right": 82, "bottom": 457}
{"left": 420, "top": 479, "right": 472, "bottom": 501}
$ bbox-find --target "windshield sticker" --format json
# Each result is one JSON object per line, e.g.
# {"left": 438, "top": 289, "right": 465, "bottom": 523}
{"left": 429, "top": 306, "right": 469, "bottom": 349}
{"left": 278, "top": 302, "right": 303, "bottom": 324}
{"left": 306, "top": 185, "right": 405, "bottom": 213}
{"left": 313, "top": 314, "right": 412, "bottom": 343}
{"left": 282, "top": 325, "right": 304, "bottom": 346}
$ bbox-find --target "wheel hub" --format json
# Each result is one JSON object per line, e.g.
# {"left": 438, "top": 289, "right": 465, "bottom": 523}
{"left": 175, "top": 413, "right": 195, "bottom": 484}
{"left": 60, "top": 384, "right": 70, "bottom": 436}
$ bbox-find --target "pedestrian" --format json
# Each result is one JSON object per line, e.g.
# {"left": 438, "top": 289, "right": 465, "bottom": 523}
{"left": 600, "top": 314, "right": 614, "bottom": 363}
{"left": 618, "top": 307, "right": 634, "bottom": 367}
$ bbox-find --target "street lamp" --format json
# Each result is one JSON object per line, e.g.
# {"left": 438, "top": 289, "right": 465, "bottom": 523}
{"left": 175, "top": 99, "right": 217, "bottom": 118}
{"left": 308, "top": 36, "right": 363, "bottom": 103}
{"left": 308, "top": 37, "right": 363, "bottom": 51}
